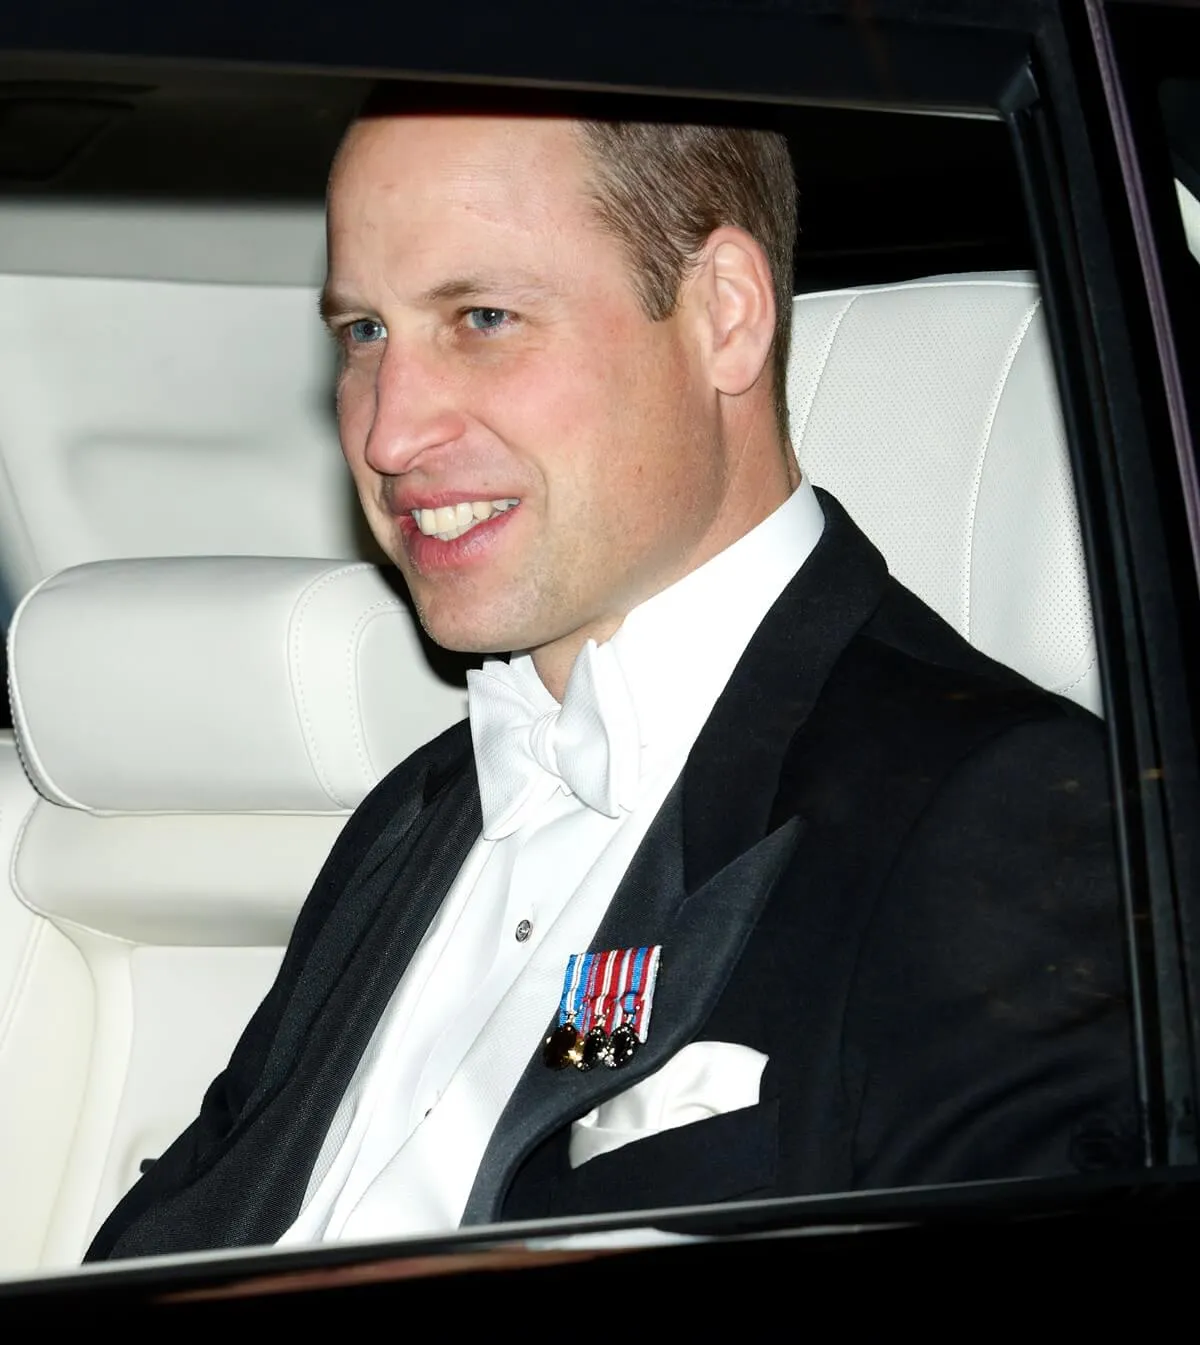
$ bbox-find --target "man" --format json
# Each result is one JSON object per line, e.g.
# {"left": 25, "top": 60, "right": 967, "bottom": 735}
{"left": 86, "top": 91, "right": 1136, "bottom": 1259}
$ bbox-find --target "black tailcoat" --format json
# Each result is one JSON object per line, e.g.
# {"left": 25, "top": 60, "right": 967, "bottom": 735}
{"left": 87, "top": 493, "right": 1136, "bottom": 1259}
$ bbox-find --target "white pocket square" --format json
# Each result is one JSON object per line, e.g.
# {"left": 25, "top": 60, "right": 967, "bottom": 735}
{"left": 568, "top": 1041, "right": 768, "bottom": 1170}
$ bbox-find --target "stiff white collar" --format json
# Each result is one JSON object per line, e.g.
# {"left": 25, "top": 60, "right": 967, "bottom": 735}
{"left": 611, "top": 475, "right": 824, "bottom": 773}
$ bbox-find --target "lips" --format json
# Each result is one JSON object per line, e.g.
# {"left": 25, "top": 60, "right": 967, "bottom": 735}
{"left": 396, "top": 495, "right": 522, "bottom": 574}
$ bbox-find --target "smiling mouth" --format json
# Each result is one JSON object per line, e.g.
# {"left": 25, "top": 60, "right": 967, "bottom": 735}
{"left": 411, "top": 497, "right": 520, "bottom": 542}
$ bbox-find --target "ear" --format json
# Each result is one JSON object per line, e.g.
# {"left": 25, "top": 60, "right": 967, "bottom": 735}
{"left": 687, "top": 226, "right": 777, "bottom": 398}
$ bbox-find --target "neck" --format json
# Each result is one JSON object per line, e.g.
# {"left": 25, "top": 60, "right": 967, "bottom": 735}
{"left": 531, "top": 615, "right": 623, "bottom": 702}
{"left": 531, "top": 445, "right": 799, "bottom": 703}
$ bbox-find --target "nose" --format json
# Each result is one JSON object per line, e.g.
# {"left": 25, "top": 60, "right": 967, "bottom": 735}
{"left": 360, "top": 342, "right": 469, "bottom": 476}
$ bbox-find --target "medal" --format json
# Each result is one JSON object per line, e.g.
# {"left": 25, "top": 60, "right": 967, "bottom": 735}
{"left": 543, "top": 945, "right": 662, "bottom": 1072}
{"left": 579, "top": 1026, "right": 611, "bottom": 1072}
{"left": 542, "top": 1022, "right": 584, "bottom": 1070}
{"left": 606, "top": 1022, "right": 639, "bottom": 1067}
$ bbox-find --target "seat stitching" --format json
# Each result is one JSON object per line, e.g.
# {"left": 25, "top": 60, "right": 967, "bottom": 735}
{"left": 344, "top": 601, "right": 406, "bottom": 791}
{"left": 6, "top": 576, "right": 91, "bottom": 813}
{"left": 287, "top": 564, "right": 385, "bottom": 809}
{"left": 1056, "top": 650, "right": 1100, "bottom": 694}
{"left": 10, "top": 797, "right": 56, "bottom": 924}
{"left": 10, "top": 805, "right": 146, "bottom": 951}
{"left": 790, "top": 294, "right": 858, "bottom": 452}
{"left": 963, "top": 296, "right": 1041, "bottom": 641}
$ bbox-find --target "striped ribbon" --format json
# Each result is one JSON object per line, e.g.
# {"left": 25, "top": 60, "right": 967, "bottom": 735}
{"left": 556, "top": 946, "right": 662, "bottom": 1043}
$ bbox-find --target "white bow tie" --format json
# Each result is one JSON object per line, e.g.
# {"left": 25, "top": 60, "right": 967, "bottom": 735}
{"left": 467, "top": 641, "right": 641, "bottom": 840}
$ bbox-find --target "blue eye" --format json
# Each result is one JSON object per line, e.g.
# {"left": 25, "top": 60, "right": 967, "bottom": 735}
{"left": 347, "top": 317, "right": 386, "bottom": 344}
{"left": 464, "top": 307, "right": 512, "bottom": 332}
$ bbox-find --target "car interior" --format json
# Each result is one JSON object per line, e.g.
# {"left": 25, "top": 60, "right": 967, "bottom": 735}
{"left": 1, "top": 55, "right": 1199, "bottom": 1277}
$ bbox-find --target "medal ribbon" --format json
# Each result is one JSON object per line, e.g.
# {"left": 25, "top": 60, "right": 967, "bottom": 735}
{"left": 555, "top": 945, "right": 662, "bottom": 1043}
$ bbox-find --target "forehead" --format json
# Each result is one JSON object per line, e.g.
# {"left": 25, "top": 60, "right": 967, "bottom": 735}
{"left": 327, "top": 112, "right": 597, "bottom": 246}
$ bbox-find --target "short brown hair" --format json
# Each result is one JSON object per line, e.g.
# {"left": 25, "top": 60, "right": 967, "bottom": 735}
{"left": 575, "top": 121, "right": 796, "bottom": 434}
{"left": 353, "top": 86, "right": 798, "bottom": 433}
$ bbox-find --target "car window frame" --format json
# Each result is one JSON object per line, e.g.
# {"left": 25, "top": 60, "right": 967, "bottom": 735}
{"left": 0, "top": 0, "right": 1197, "bottom": 1297}
{"left": 1020, "top": 0, "right": 1200, "bottom": 1167}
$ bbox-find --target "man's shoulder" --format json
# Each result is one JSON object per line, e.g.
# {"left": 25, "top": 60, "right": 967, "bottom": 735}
{"left": 771, "top": 572, "right": 1106, "bottom": 823}
{"left": 791, "top": 487, "right": 1096, "bottom": 732}
{"left": 852, "top": 574, "right": 1095, "bottom": 730}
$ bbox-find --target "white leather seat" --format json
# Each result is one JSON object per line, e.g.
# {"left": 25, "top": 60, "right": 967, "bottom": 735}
{"left": 789, "top": 272, "right": 1100, "bottom": 715}
{"left": 0, "top": 558, "right": 466, "bottom": 1273}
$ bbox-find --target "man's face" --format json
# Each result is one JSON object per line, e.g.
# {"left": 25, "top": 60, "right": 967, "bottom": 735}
{"left": 324, "top": 113, "right": 737, "bottom": 671}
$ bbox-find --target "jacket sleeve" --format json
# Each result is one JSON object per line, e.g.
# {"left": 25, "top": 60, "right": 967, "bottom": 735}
{"left": 844, "top": 712, "right": 1141, "bottom": 1187}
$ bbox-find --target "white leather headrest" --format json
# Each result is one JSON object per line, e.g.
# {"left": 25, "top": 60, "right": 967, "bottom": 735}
{"left": 790, "top": 272, "right": 1100, "bottom": 715}
{"left": 8, "top": 558, "right": 466, "bottom": 814}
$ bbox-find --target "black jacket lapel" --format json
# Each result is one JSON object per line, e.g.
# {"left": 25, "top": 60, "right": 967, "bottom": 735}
{"left": 683, "top": 488, "right": 889, "bottom": 893}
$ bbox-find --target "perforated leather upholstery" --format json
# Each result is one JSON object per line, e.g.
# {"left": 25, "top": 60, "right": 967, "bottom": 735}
{"left": 0, "top": 560, "right": 466, "bottom": 1271}
{"left": 789, "top": 273, "right": 1100, "bottom": 715}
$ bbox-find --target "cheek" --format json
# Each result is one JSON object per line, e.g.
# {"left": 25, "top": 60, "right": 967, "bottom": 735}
{"left": 475, "top": 351, "right": 611, "bottom": 467}
{"left": 607, "top": 345, "right": 701, "bottom": 479}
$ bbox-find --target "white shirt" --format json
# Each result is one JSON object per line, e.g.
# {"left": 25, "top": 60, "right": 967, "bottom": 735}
{"left": 277, "top": 477, "right": 825, "bottom": 1245}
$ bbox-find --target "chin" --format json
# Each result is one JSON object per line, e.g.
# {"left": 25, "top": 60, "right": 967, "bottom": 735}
{"left": 413, "top": 606, "right": 525, "bottom": 658}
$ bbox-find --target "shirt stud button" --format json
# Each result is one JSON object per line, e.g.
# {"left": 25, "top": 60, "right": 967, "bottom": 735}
{"left": 515, "top": 918, "right": 533, "bottom": 943}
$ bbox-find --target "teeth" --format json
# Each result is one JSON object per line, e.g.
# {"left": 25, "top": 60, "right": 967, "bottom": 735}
{"left": 412, "top": 498, "right": 519, "bottom": 541}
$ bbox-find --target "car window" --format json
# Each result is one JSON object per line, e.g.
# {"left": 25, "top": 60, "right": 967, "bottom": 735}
{"left": 2, "top": 0, "right": 1195, "bottom": 1300}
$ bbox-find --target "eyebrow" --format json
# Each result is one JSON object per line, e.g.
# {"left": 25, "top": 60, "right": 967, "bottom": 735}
{"left": 424, "top": 273, "right": 565, "bottom": 307}
{"left": 318, "top": 286, "right": 357, "bottom": 330}
{"left": 422, "top": 275, "right": 517, "bottom": 301}
{"left": 319, "top": 273, "right": 561, "bottom": 328}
